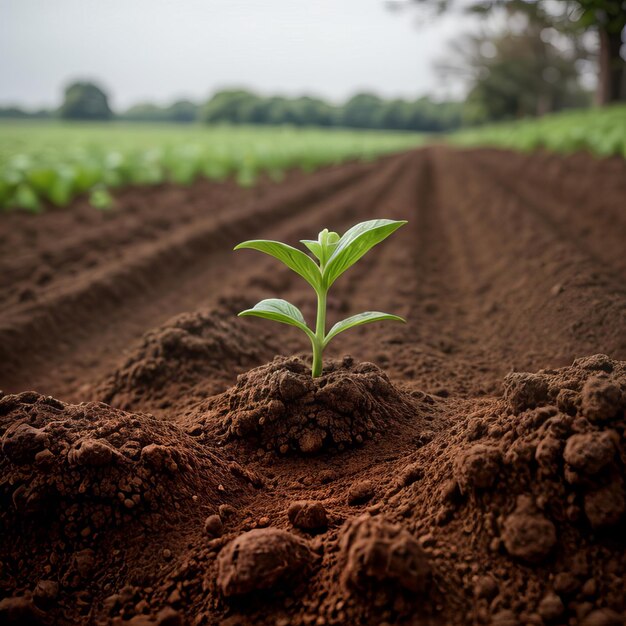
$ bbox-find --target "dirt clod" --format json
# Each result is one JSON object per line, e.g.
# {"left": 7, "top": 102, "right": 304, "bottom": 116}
{"left": 581, "top": 376, "right": 624, "bottom": 422}
{"left": 287, "top": 501, "right": 328, "bottom": 532}
{"left": 338, "top": 514, "right": 430, "bottom": 595}
{"left": 503, "top": 372, "right": 549, "bottom": 413}
{"left": 347, "top": 480, "right": 376, "bottom": 505}
{"left": 563, "top": 432, "right": 616, "bottom": 478}
{"left": 33, "top": 580, "right": 59, "bottom": 607}
{"left": 216, "top": 528, "right": 315, "bottom": 597}
{"left": 501, "top": 499, "right": 557, "bottom": 563}
{"left": 537, "top": 592, "right": 565, "bottom": 622}
{"left": 454, "top": 443, "right": 501, "bottom": 494}
{"left": 68, "top": 437, "right": 121, "bottom": 467}
{"left": 581, "top": 609, "right": 624, "bottom": 626}
{"left": 491, "top": 609, "right": 520, "bottom": 626}
{"left": 204, "top": 514, "right": 224, "bottom": 537}
{"left": 583, "top": 477, "right": 626, "bottom": 528}
{"left": 474, "top": 576, "right": 498, "bottom": 600}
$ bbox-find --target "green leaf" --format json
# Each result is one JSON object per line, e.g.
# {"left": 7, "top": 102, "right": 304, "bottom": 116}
{"left": 48, "top": 176, "right": 73, "bottom": 207}
{"left": 234, "top": 240, "right": 322, "bottom": 289}
{"left": 324, "top": 311, "right": 405, "bottom": 347}
{"left": 13, "top": 184, "right": 41, "bottom": 213}
{"left": 238, "top": 299, "right": 314, "bottom": 341}
{"left": 301, "top": 229, "right": 340, "bottom": 266}
{"left": 89, "top": 188, "right": 114, "bottom": 210}
{"left": 301, "top": 239, "right": 323, "bottom": 261}
{"left": 323, "top": 219, "right": 407, "bottom": 287}
{"left": 26, "top": 168, "right": 57, "bottom": 195}
{"left": 321, "top": 229, "right": 340, "bottom": 246}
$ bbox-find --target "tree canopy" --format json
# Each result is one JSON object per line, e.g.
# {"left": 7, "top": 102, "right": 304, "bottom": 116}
{"left": 400, "top": 0, "right": 626, "bottom": 102}
{"left": 60, "top": 81, "right": 112, "bottom": 121}
{"left": 440, "top": 25, "right": 590, "bottom": 122}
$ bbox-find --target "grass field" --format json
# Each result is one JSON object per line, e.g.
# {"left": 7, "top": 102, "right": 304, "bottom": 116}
{"left": 450, "top": 104, "right": 626, "bottom": 157}
{"left": 0, "top": 121, "right": 423, "bottom": 211}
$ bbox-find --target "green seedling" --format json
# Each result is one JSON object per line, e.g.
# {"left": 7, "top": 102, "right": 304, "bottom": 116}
{"left": 234, "top": 219, "right": 407, "bottom": 377}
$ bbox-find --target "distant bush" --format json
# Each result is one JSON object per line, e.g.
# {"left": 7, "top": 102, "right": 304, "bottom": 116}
{"left": 60, "top": 81, "right": 112, "bottom": 121}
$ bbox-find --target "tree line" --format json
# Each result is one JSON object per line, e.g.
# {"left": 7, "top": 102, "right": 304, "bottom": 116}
{"left": 0, "top": 85, "right": 464, "bottom": 133}
{"left": 197, "top": 91, "right": 463, "bottom": 131}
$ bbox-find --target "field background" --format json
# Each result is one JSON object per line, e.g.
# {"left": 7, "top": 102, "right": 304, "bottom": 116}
{"left": 2, "top": 103, "right": 625, "bottom": 212}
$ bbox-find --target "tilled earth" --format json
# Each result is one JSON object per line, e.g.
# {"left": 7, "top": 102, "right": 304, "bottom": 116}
{"left": 0, "top": 147, "right": 625, "bottom": 626}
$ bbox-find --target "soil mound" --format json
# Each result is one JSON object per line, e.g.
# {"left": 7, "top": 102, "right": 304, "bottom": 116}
{"left": 0, "top": 392, "right": 240, "bottom": 526}
{"left": 391, "top": 354, "right": 626, "bottom": 624}
{"left": 0, "top": 391, "right": 250, "bottom": 624}
{"left": 96, "top": 302, "right": 276, "bottom": 415}
{"left": 190, "top": 355, "right": 420, "bottom": 455}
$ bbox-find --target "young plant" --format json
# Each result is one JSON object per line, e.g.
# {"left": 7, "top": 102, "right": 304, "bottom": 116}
{"left": 234, "top": 219, "right": 407, "bottom": 377}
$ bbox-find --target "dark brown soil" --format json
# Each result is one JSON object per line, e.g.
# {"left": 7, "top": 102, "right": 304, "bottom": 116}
{"left": 190, "top": 356, "right": 422, "bottom": 455}
{"left": 96, "top": 300, "right": 278, "bottom": 417}
{"left": 1, "top": 148, "right": 625, "bottom": 626}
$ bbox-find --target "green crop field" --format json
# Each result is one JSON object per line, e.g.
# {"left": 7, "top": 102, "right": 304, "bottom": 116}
{"left": 0, "top": 121, "right": 423, "bottom": 212}
{"left": 3, "top": 107, "right": 624, "bottom": 213}
{"left": 450, "top": 104, "right": 626, "bottom": 158}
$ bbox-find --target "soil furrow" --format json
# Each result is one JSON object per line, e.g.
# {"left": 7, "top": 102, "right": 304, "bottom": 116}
{"left": 476, "top": 148, "right": 626, "bottom": 231}
{"left": 436, "top": 149, "right": 626, "bottom": 368}
{"left": 0, "top": 161, "right": 373, "bottom": 317}
{"left": 468, "top": 149, "right": 626, "bottom": 280}
{"left": 0, "top": 165, "right": 387, "bottom": 301}
{"left": 0, "top": 154, "right": 407, "bottom": 396}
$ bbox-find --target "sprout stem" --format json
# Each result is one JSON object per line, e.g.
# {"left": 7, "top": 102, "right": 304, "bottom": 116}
{"left": 312, "top": 289, "right": 327, "bottom": 377}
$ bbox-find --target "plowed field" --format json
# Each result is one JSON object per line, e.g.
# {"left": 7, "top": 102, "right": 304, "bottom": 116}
{"left": 1, "top": 147, "right": 625, "bottom": 626}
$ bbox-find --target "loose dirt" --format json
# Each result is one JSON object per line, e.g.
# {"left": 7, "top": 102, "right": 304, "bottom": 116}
{"left": 1, "top": 148, "right": 625, "bottom": 625}
{"left": 192, "top": 356, "right": 421, "bottom": 456}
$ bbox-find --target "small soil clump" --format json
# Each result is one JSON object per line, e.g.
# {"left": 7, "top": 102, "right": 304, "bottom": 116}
{"left": 191, "top": 356, "right": 420, "bottom": 455}
{"left": 501, "top": 496, "right": 557, "bottom": 563}
{"left": 338, "top": 514, "right": 431, "bottom": 595}
{"left": 287, "top": 501, "right": 328, "bottom": 532}
{"left": 216, "top": 528, "right": 315, "bottom": 597}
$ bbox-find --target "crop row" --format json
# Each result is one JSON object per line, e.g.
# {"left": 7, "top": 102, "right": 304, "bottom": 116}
{"left": 450, "top": 105, "right": 626, "bottom": 158}
{"left": 0, "top": 122, "right": 422, "bottom": 211}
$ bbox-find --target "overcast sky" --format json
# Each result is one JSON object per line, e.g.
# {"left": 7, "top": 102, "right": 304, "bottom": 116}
{"left": 0, "top": 0, "right": 474, "bottom": 110}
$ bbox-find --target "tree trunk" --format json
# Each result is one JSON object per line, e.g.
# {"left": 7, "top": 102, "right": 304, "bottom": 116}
{"left": 597, "top": 26, "right": 625, "bottom": 104}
